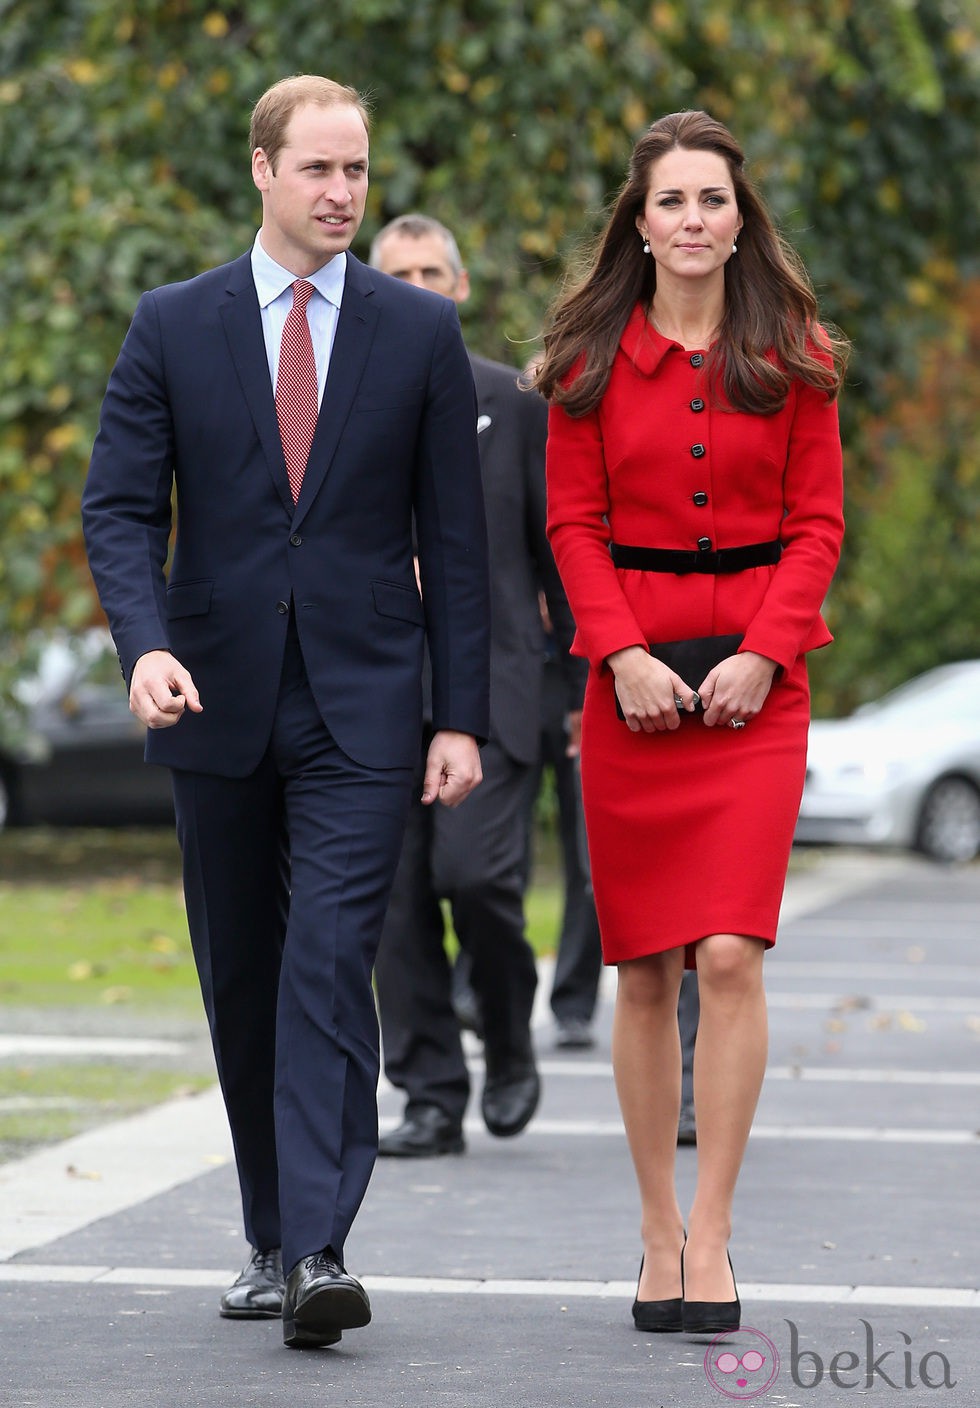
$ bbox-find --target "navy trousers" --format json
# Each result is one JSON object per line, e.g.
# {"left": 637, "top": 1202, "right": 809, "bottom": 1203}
{"left": 172, "top": 621, "right": 414, "bottom": 1272}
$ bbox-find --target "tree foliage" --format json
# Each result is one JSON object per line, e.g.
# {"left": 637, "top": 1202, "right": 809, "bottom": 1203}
{"left": 1, "top": 0, "right": 978, "bottom": 710}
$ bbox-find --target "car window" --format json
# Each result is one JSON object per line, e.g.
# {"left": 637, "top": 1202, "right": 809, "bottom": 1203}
{"left": 864, "top": 667, "right": 980, "bottom": 724}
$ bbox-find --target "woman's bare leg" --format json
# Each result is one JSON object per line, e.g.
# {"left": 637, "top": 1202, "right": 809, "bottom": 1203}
{"left": 612, "top": 948, "right": 687, "bottom": 1300}
{"left": 683, "top": 933, "right": 768, "bottom": 1302}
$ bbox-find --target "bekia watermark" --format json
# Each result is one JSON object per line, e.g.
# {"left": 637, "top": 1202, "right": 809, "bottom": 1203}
{"left": 704, "top": 1321, "right": 956, "bottom": 1399}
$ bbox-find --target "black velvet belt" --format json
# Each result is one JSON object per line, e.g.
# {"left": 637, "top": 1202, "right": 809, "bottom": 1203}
{"left": 609, "top": 539, "right": 782, "bottom": 574}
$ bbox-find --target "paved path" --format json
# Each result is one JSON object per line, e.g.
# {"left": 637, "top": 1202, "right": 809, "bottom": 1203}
{"left": 1, "top": 851, "right": 977, "bottom": 1406}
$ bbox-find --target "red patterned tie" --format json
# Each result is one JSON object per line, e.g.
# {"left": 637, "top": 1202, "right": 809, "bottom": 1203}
{"left": 275, "top": 279, "right": 318, "bottom": 503}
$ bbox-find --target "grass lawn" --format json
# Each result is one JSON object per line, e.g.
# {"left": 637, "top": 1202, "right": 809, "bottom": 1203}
{"left": 0, "top": 825, "right": 564, "bottom": 1162}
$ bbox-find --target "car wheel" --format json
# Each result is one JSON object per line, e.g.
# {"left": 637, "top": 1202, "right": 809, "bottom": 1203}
{"left": 915, "top": 775, "right": 980, "bottom": 863}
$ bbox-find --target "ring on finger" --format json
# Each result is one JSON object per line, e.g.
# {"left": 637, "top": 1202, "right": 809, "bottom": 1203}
{"left": 728, "top": 717, "right": 746, "bottom": 730}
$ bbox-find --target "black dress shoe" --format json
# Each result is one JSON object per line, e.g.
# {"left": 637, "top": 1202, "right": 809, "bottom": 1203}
{"left": 631, "top": 1257, "right": 683, "bottom": 1333}
{"left": 282, "top": 1248, "right": 371, "bottom": 1348}
{"left": 378, "top": 1105, "right": 465, "bottom": 1158}
{"left": 681, "top": 1247, "right": 741, "bottom": 1335}
{"left": 677, "top": 1102, "right": 697, "bottom": 1146}
{"left": 481, "top": 1060, "right": 540, "bottom": 1137}
{"left": 219, "top": 1247, "right": 285, "bottom": 1319}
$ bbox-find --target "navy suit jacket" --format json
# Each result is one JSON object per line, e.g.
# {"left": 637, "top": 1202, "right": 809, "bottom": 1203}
{"left": 82, "top": 251, "right": 490, "bottom": 775}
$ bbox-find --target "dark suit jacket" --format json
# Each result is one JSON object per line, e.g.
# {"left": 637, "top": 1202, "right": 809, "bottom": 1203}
{"left": 82, "top": 252, "right": 490, "bottom": 776}
{"left": 469, "top": 354, "right": 586, "bottom": 766}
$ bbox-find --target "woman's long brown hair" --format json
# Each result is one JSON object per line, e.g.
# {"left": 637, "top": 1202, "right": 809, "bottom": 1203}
{"left": 533, "top": 111, "right": 849, "bottom": 417}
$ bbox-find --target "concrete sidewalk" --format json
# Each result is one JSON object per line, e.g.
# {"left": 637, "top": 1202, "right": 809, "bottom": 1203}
{"left": 1, "top": 851, "right": 978, "bottom": 1406}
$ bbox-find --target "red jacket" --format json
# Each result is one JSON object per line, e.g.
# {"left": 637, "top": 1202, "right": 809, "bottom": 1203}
{"left": 546, "top": 303, "right": 844, "bottom": 674}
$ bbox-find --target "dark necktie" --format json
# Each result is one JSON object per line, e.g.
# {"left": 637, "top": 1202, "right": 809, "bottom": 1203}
{"left": 275, "top": 280, "right": 318, "bottom": 504}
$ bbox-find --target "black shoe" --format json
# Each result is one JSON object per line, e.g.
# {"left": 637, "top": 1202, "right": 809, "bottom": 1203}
{"left": 481, "top": 1060, "right": 540, "bottom": 1137}
{"left": 378, "top": 1105, "right": 465, "bottom": 1158}
{"left": 631, "top": 1256, "right": 683, "bottom": 1333}
{"left": 554, "top": 1017, "right": 595, "bottom": 1050}
{"left": 681, "top": 1247, "right": 741, "bottom": 1335}
{"left": 677, "top": 1103, "right": 697, "bottom": 1146}
{"left": 282, "top": 1248, "right": 371, "bottom": 1349}
{"left": 219, "top": 1247, "right": 285, "bottom": 1319}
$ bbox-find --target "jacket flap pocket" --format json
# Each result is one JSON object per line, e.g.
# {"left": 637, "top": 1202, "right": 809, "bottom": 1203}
{"left": 371, "top": 580, "right": 424, "bottom": 626}
{"left": 166, "top": 579, "right": 214, "bottom": 619}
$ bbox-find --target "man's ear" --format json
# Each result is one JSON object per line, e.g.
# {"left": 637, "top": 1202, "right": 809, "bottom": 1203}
{"left": 454, "top": 268, "right": 471, "bottom": 306}
{"left": 251, "top": 147, "right": 272, "bottom": 193}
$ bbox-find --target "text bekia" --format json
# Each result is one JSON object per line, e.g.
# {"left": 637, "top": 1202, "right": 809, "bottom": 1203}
{"left": 787, "top": 1319, "right": 956, "bottom": 1390}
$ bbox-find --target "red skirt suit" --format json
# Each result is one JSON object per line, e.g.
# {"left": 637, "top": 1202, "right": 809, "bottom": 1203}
{"left": 545, "top": 306, "right": 844, "bottom": 966}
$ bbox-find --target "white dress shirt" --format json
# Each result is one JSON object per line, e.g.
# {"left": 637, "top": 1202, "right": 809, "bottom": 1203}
{"left": 250, "top": 233, "right": 346, "bottom": 407}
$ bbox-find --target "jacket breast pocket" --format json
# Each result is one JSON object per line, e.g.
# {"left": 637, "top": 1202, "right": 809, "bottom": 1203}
{"left": 166, "top": 579, "right": 214, "bottom": 619}
{"left": 371, "top": 580, "right": 424, "bottom": 627}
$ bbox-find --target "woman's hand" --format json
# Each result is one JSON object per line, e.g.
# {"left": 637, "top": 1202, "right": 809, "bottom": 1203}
{"left": 699, "top": 650, "right": 779, "bottom": 729}
{"left": 607, "top": 645, "right": 698, "bottom": 733}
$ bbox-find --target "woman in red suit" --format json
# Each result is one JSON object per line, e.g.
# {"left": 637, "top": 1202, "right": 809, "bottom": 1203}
{"left": 535, "top": 111, "right": 847, "bottom": 1335}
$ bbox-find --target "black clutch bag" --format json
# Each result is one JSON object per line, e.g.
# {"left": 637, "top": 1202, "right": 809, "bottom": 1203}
{"left": 615, "top": 633, "right": 744, "bottom": 720}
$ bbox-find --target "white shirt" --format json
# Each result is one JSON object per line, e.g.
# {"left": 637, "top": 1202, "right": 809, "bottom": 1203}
{"left": 250, "top": 233, "right": 346, "bottom": 407}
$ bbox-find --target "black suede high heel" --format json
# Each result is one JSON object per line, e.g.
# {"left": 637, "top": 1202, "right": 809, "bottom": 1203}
{"left": 631, "top": 1255, "right": 683, "bottom": 1333}
{"left": 680, "top": 1246, "right": 740, "bottom": 1335}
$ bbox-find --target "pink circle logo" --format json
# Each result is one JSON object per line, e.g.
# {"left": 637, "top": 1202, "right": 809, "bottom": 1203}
{"left": 704, "top": 1327, "right": 780, "bottom": 1399}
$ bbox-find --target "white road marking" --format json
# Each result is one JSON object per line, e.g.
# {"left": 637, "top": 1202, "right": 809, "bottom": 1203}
{"left": 0, "top": 1036, "right": 185, "bottom": 1058}
{"left": 0, "top": 1263, "right": 974, "bottom": 1309}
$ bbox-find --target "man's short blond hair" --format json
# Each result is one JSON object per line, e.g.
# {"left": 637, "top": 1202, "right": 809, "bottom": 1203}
{"left": 249, "top": 75, "right": 370, "bottom": 171}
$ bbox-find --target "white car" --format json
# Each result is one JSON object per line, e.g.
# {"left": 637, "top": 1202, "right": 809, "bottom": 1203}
{"left": 795, "top": 660, "right": 980, "bottom": 863}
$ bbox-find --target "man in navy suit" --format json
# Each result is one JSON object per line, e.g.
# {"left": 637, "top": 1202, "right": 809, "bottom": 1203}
{"left": 82, "top": 76, "right": 490, "bottom": 1349}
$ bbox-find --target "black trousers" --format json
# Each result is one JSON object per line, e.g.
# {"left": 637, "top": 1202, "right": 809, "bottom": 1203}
{"left": 531, "top": 660, "right": 602, "bottom": 1025}
{"left": 374, "top": 734, "right": 538, "bottom": 1123}
{"left": 173, "top": 620, "right": 414, "bottom": 1271}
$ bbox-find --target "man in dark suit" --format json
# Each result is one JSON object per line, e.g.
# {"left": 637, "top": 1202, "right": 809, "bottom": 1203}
{"left": 81, "top": 79, "right": 489, "bottom": 1348}
{"left": 368, "top": 215, "right": 586, "bottom": 1157}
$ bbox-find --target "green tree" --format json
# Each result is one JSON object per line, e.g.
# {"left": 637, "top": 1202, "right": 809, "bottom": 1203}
{"left": 1, "top": 0, "right": 978, "bottom": 706}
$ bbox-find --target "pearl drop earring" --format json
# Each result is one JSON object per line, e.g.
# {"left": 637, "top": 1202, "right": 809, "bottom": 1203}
{"left": 642, "top": 237, "right": 651, "bottom": 254}
{"left": 731, "top": 239, "right": 738, "bottom": 255}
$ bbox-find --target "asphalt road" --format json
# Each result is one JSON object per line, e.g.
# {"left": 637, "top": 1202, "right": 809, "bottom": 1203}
{"left": 0, "top": 849, "right": 977, "bottom": 1407}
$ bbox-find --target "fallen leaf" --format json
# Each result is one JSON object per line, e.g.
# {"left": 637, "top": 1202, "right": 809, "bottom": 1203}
{"left": 147, "top": 933, "right": 178, "bottom": 954}
{"left": 66, "top": 1164, "right": 102, "bottom": 1181}
{"left": 834, "top": 994, "right": 871, "bottom": 1012}
{"left": 100, "top": 985, "right": 133, "bottom": 1005}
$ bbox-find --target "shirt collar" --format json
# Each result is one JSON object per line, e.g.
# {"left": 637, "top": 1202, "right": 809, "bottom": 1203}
{"left": 251, "top": 232, "right": 347, "bottom": 311}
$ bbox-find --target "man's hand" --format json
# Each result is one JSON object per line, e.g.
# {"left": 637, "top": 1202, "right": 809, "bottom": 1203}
{"left": 421, "top": 730, "right": 483, "bottom": 808}
{"left": 565, "top": 709, "right": 583, "bottom": 758}
{"left": 129, "top": 650, "right": 203, "bottom": 729}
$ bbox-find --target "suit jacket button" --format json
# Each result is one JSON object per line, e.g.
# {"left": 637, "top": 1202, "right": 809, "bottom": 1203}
{"left": 276, "top": 600, "right": 289, "bottom": 614}
{"left": 693, "top": 491, "right": 708, "bottom": 506}
{"left": 690, "top": 398, "right": 705, "bottom": 412}
{"left": 290, "top": 533, "right": 303, "bottom": 546}
{"left": 691, "top": 443, "right": 706, "bottom": 458}
{"left": 697, "top": 536, "right": 712, "bottom": 552}
{"left": 690, "top": 353, "right": 704, "bottom": 367}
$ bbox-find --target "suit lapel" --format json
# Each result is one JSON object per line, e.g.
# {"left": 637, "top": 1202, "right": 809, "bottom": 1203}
{"left": 219, "top": 254, "right": 294, "bottom": 515}
{"left": 294, "top": 255, "right": 380, "bottom": 524}
{"left": 471, "top": 357, "right": 501, "bottom": 481}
